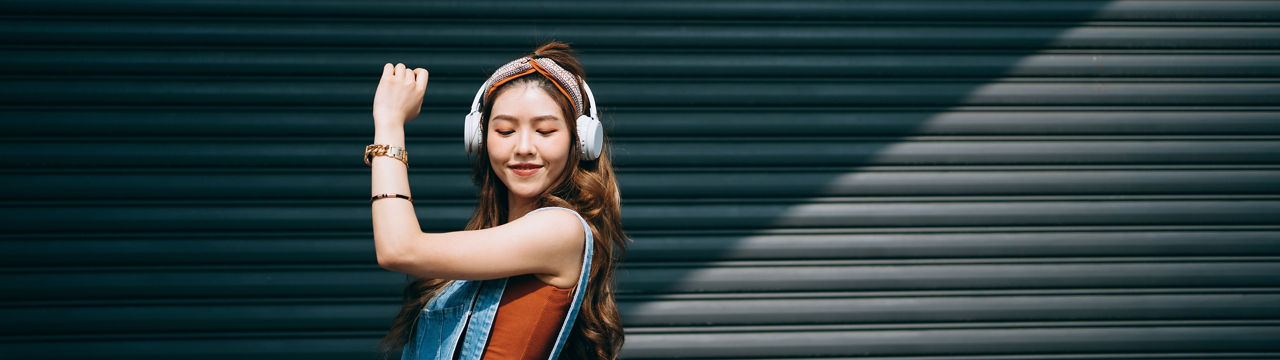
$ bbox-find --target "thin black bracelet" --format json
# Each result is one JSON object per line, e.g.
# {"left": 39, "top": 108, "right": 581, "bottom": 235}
{"left": 370, "top": 193, "right": 413, "bottom": 204}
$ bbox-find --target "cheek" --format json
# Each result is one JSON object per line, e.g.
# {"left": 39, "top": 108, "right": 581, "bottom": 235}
{"left": 485, "top": 133, "right": 508, "bottom": 155}
{"left": 545, "top": 135, "right": 573, "bottom": 177}
{"left": 486, "top": 136, "right": 507, "bottom": 171}
{"left": 545, "top": 134, "right": 572, "bottom": 161}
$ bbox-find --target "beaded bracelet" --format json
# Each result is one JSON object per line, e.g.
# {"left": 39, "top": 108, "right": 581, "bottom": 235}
{"left": 370, "top": 193, "right": 413, "bottom": 204}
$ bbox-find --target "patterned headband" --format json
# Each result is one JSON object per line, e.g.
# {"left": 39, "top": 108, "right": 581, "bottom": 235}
{"left": 480, "top": 57, "right": 585, "bottom": 117}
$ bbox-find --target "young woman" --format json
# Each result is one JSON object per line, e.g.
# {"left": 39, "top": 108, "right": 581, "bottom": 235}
{"left": 367, "top": 42, "right": 627, "bottom": 360}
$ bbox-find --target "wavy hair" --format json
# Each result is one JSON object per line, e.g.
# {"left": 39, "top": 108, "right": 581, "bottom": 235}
{"left": 379, "top": 42, "right": 628, "bottom": 360}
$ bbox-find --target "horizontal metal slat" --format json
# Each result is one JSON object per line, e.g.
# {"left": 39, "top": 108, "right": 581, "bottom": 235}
{"left": 4, "top": 108, "right": 1280, "bottom": 137}
{"left": 1, "top": 139, "right": 1277, "bottom": 168}
{"left": 3, "top": 0, "right": 1279, "bottom": 21}
{"left": 3, "top": 169, "right": 1279, "bottom": 201}
{"left": 0, "top": 170, "right": 470, "bottom": 200}
{"left": 4, "top": 294, "right": 1276, "bottom": 335}
{"left": 3, "top": 262, "right": 1277, "bottom": 301}
{"left": 4, "top": 79, "right": 1279, "bottom": 107}
{"left": 6, "top": 49, "right": 1280, "bottom": 78}
{"left": 617, "top": 261, "right": 1280, "bottom": 294}
{"left": 0, "top": 267, "right": 406, "bottom": 301}
{"left": 620, "top": 293, "right": 1280, "bottom": 326}
{"left": 4, "top": 20, "right": 1280, "bottom": 49}
{"left": 682, "top": 353, "right": 1280, "bottom": 360}
{"left": 2, "top": 199, "right": 1278, "bottom": 233}
{"left": 622, "top": 325, "right": 1280, "bottom": 358}
{"left": 0, "top": 301, "right": 398, "bottom": 335}
{"left": 4, "top": 229, "right": 1278, "bottom": 267}
{"left": 7, "top": 230, "right": 1280, "bottom": 266}
{"left": 0, "top": 335, "right": 381, "bottom": 360}
{"left": 1, "top": 326, "right": 1278, "bottom": 359}
{"left": 603, "top": 109, "right": 1280, "bottom": 137}
{"left": 625, "top": 230, "right": 1280, "bottom": 262}
{"left": 0, "top": 235, "right": 378, "bottom": 267}
{"left": 616, "top": 170, "right": 1280, "bottom": 198}
{"left": 619, "top": 200, "right": 1280, "bottom": 229}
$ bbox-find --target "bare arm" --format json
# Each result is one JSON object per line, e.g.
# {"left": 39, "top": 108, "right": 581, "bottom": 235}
{"left": 387, "top": 209, "right": 585, "bottom": 284}
{"left": 370, "top": 63, "right": 427, "bottom": 268}
{"left": 370, "top": 122, "right": 420, "bottom": 268}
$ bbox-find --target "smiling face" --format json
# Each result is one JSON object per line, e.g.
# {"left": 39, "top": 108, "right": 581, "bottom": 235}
{"left": 486, "top": 82, "right": 574, "bottom": 204}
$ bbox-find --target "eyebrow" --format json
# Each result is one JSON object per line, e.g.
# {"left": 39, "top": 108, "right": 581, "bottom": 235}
{"left": 490, "top": 115, "right": 562, "bottom": 123}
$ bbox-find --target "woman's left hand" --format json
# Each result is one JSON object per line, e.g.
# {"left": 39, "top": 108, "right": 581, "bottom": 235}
{"left": 372, "top": 63, "right": 429, "bottom": 127}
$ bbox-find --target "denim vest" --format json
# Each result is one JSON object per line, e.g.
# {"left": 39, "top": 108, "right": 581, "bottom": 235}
{"left": 401, "top": 207, "right": 594, "bottom": 360}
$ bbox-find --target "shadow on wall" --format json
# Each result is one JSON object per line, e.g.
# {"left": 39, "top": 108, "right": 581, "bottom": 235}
{"left": 598, "top": 1, "right": 1280, "bottom": 358}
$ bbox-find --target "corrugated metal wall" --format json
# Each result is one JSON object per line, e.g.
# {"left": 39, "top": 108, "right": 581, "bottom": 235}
{"left": 2, "top": 1, "right": 1279, "bottom": 359}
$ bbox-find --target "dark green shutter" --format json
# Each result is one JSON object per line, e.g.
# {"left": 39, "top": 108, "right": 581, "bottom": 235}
{"left": 2, "top": 1, "right": 1278, "bottom": 359}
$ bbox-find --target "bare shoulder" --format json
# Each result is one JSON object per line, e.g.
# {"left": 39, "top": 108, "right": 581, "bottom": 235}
{"left": 512, "top": 207, "right": 586, "bottom": 252}
{"left": 512, "top": 208, "right": 587, "bottom": 288}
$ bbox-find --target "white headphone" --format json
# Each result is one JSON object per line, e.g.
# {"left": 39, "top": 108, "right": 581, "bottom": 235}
{"left": 463, "top": 71, "right": 603, "bottom": 161}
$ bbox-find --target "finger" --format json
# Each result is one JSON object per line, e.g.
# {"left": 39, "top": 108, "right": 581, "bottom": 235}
{"left": 381, "top": 63, "right": 393, "bottom": 79}
{"left": 395, "top": 63, "right": 406, "bottom": 79}
{"left": 413, "top": 68, "right": 429, "bottom": 91}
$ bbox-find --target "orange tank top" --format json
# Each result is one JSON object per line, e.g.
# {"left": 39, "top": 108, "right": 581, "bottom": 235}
{"left": 479, "top": 274, "right": 574, "bottom": 360}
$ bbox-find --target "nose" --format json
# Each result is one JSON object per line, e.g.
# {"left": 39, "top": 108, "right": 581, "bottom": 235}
{"left": 514, "top": 128, "right": 536, "bottom": 157}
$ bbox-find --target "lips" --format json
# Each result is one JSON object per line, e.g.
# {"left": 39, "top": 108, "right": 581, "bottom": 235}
{"left": 509, "top": 163, "right": 543, "bottom": 177}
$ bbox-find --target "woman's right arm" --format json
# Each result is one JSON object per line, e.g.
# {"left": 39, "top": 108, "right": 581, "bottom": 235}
{"left": 369, "top": 63, "right": 586, "bottom": 288}
{"left": 370, "top": 62, "right": 428, "bottom": 269}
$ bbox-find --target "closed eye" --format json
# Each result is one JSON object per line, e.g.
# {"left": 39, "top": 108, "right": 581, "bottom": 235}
{"left": 495, "top": 130, "right": 514, "bottom": 136}
{"left": 537, "top": 129, "right": 557, "bottom": 135}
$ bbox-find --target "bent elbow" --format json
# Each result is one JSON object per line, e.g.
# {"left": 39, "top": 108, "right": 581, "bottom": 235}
{"left": 374, "top": 232, "right": 441, "bottom": 277}
{"left": 376, "top": 250, "right": 402, "bottom": 272}
{"left": 374, "top": 235, "right": 412, "bottom": 272}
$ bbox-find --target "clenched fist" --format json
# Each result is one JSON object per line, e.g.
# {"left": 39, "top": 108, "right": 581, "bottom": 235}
{"left": 372, "top": 63, "right": 429, "bottom": 127}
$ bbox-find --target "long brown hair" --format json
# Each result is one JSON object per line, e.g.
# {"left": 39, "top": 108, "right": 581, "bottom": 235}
{"left": 379, "top": 42, "right": 628, "bottom": 360}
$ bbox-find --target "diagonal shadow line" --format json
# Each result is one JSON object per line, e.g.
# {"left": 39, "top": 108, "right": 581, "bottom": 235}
{"left": 615, "top": 2, "right": 1121, "bottom": 295}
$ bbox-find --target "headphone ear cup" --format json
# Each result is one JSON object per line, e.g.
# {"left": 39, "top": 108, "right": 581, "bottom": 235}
{"left": 576, "top": 115, "right": 603, "bottom": 160}
{"left": 464, "top": 111, "right": 483, "bottom": 155}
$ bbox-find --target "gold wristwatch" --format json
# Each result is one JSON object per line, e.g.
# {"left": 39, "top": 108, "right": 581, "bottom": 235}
{"left": 364, "top": 144, "right": 408, "bottom": 167}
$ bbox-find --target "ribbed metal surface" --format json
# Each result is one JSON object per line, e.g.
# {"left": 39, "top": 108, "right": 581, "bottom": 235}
{"left": 1, "top": 1, "right": 1278, "bottom": 359}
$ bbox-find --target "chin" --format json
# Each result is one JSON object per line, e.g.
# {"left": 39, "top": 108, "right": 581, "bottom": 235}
{"left": 508, "top": 189, "right": 538, "bottom": 200}
{"left": 505, "top": 182, "right": 547, "bottom": 200}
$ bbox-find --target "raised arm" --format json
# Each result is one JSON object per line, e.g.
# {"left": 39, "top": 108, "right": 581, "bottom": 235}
{"left": 369, "top": 63, "right": 585, "bottom": 288}
{"left": 370, "top": 63, "right": 427, "bottom": 268}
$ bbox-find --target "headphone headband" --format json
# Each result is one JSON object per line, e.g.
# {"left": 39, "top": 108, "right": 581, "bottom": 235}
{"left": 465, "top": 56, "right": 603, "bottom": 160}
{"left": 472, "top": 57, "right": 587, "bottom": 117}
